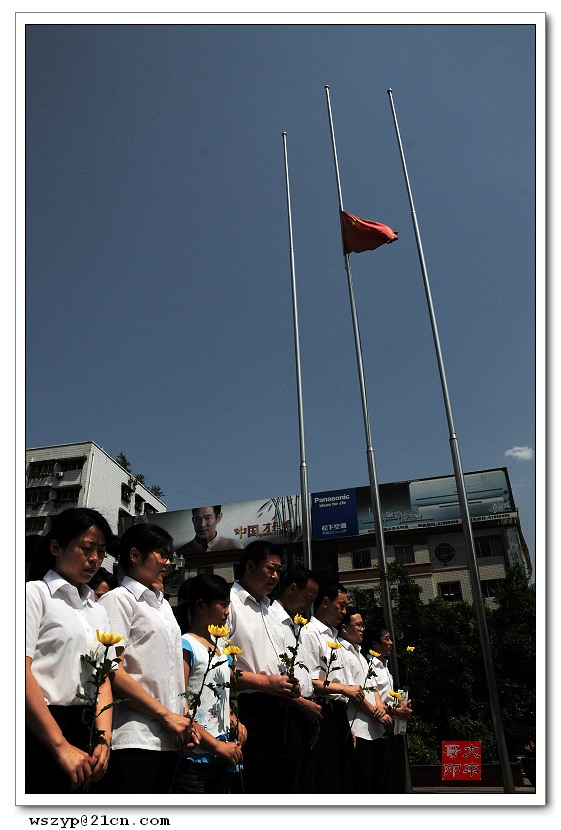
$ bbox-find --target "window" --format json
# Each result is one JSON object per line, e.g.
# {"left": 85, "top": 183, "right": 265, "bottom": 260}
{"left": 134, "top": 495, "right": 145, "bottom": 513}
{"left": 475, "top": 535, "right": 505, "bottom": 558}
{"left": 144, "top": 503, "right": 157, "bottom": 515}
{"left": 197, "top": 566, "right": 214, "bottom": 576}
{"left": 26, "top": 517, "right": 47, "bottom": 533}
{"left": 26, "top": 488, "right": 51, "bottom": 505}
{"left": 434, "top": 543, "right": 455, "bottom": 564}
{"left": 438, "top": 581, "right": 462, "bottom": 601}
{"left": 59, "top": 458, "right": 85, "bottom": 472}
{"left": 480, "top": 579, "right": 501, "bottom": 598}
{"left": 351, "top": 549, "right": 372, "bottom": 570}
{"left": 28, "top": 461, "right": 55, "bottom": 478}
{"left": 121, "top": 483, "right": 132, "bottom": 503}
{"left": 56, "top": 487, "right": 80, "bottom": 503}
{"left": 394, "top": 545, "right": 414, "bottom": 565}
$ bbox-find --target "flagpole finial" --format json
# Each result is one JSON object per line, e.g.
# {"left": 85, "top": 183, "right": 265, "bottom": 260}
{"left": 324, "top": 84, "right": 329, "bottom": 91}
{"left": 282, "top": 131, "right": 287, "bottom": 137}
{"left": 387, "top": 88, "right": 393, "bottom": 94}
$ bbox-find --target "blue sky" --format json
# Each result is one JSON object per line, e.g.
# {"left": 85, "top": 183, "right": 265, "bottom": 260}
{"left": 22, "top": 14, "right": 541, "bottom": 575}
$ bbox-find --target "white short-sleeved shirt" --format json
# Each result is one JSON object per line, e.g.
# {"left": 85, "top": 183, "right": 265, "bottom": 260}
{"left": 26, "top": 570, "right": 115, "bottom": 706}
{"left": 228, "top": 582, "right": 284, "bottom": 689}
{"left": 370, "top": 655, "right": 393, "bottom": 704}
{"left": 301, "top": 616, "right": 346, "bottom": 701}
{"left": 98, "top": 575, "right": 185, "bottom": 751}
{"left": 267, "top": 600, "right": 314, "bottom": 699}
{"left": 340, "top": 640, "right": 382, "bottom": 740}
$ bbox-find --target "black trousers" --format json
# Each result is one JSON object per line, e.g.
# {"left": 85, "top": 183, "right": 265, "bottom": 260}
{"left": 98, "top": 748, "right": 178, "bottom": 795}
{"left": 25, "top": 705, "right": 92, "bottom": 794}
{"left": 235, "top": 693, "right": 311, "bottom": 794}
{"left": 310, "top": 699, "right": 354, "bottom": 794}
{"left": 371, "top": 733, "right": 408, "bottom": 793}
{"left": 353, "top": 736, "right": 375, "bottom": 793}
{"left": 169, "top": 757, "right": 234, "bottom": 794}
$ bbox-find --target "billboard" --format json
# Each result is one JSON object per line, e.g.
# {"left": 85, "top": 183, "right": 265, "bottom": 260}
{"left": 131, "top": 495, "right": 303, "bottom": 554}
{"left": 312, "top": 468, "right": 516, "bottom": 541}
{"left": 128, "top": 468, "right": 516, "bottom": 549}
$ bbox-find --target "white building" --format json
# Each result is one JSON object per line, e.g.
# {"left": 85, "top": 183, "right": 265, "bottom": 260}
{"left": 25, "top": 441, "right": 166, "bottom": 571}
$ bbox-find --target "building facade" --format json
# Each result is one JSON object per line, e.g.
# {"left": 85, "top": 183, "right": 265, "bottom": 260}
{"left": 25, "top": 441, "right": 166, "bottom": 568}
{"left": 118, "top": 467, "right": 531, "bottom": 606}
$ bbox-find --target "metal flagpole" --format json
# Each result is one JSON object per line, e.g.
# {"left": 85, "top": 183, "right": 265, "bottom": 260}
{"left": 324, "top": 86, "right": 399, "bottom": 686}
{"left": 387, "top": 88, "right": 515, "bottom": 793}
{"left": 282, "top": 131, "right": 312, "bottom": 570}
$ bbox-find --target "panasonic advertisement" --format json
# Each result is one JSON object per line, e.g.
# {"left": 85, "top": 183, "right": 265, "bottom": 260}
{"left": 312, "top": 468, "right": 516, "bottom": 540}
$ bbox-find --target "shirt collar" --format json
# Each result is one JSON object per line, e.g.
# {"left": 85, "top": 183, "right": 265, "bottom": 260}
{"left": 232, "top": 580, "right": 271, "bottom": 609}
{"left": 43, "top": 569, "right": 95, "bottom": 606}
{"left": 310, "top": 615, "right": 337, "bottom": 638}
{"left": 121, "top": 574, "right": 164, "bottom": 606}
{"left": 271, "top": 599, "right": 291, "bottom": 624}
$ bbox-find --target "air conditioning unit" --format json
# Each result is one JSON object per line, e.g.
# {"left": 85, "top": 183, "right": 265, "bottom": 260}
{"left": 55, "top": 471, "right": 64, "bottom": 479}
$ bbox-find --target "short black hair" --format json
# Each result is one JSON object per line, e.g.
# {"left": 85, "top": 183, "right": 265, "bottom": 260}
{"left": 174, "top": 573, "right": 231, "bottom": 634}
{"left": 280, "top": 565, "right": 319, "bottom": 593}
{"left": 238, "top": 539, "right": 281, "bottom": 577}
{"left": 192, "top": 505, "right": 221, "bottom": 516}
{"left": 118, "top": 523, "right": 173, "bottom": 571}
{"left": 338, "top": 605, "right": 362, "bottom": 634}
{"left": 26, "top": 508, "right": 113, "bottom": 582}
{"left": 315, "top": 581, "right": 347, "bottom": 609}
{"left": 361, "top": 620, "right": 390, "bottom": 656}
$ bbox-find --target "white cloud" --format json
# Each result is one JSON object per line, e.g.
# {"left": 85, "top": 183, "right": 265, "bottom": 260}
{"left": 504, "top": 446, "right": 535, "bottom": 461}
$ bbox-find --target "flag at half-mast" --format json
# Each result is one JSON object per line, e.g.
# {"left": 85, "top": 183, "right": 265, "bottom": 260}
{"left": 340, "top": 209, "right": 398, "bottom": 254}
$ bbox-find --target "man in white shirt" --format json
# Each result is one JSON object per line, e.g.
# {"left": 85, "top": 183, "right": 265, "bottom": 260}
{"left": 364, "top": 621, "right": 413, "bottom": 793}
{"left": 338, "top": 607, "right": 392, "bottom": 792}
{"left": 302, "top": 582, "right": 364, "bottom": 793}
{"left": 228, "top": 541, "right": 300, "bottom": 793}
{"left": 268, "top": 565, "right": 322, "bottom": 792}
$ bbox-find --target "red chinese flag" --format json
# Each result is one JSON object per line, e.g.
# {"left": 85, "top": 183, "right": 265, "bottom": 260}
{"left": 340, "top": 209, "right": 398, "bottom": 254}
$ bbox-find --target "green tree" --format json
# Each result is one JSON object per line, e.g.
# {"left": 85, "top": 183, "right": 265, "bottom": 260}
{"left": 115, "top": 452, "right": 164, "bottom": 500}
{"left": 486, "top": 564, "right": 536, "bottom": 756}
{"left": 347, "top": 559, "right": 535, "bottom": 766}
{"left": 116, "top": 452, "right": 132, "bottom": 473}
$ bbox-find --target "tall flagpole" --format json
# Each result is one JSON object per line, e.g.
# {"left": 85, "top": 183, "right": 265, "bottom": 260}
{"left": 282, "top": 131, "right": 312, "bottom": 570}
{"left": 387, "top": 88, "right": 515, "bottom": 793}
{"left": 324, "top": 86, "right": 399, "bottom": 686}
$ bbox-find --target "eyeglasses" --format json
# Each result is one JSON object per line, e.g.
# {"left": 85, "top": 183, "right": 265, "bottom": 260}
{"left": 351, "top": 623, "right": 366, "bottom": 629}
{"left": 149, "top": 550, "right": 173, "bottom": 565}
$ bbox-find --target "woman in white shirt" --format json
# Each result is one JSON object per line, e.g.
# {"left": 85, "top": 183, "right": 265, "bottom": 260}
{"left": 26, "top": 507, "right": 115, "bottom": 793}
{"left": 98, "top": 523, "right": 197, "bottom": 794}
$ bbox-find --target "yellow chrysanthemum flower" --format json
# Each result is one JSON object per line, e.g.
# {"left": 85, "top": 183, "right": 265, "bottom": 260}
{"left": 96, "top": 630, "right": 124, "bottom": 647}
{"left": 388, "top": 690, "right": 402, "bottom": 700}
{"left": 208, "top": 625, "right": 230, "bottom": 639}
{"left": 406, "top": 646, "right": 415, "bottom": 653}
{"left": 222, "top": 645, "right": 243, "bottom": 657}
{"left": 369, "top": 649, "right": 381, "bottom": 658}
{"left": 327, "top": 641, "right": 341, "bottom": 650}
{"left": 293, "top": 614, "right": 308, "bottom": 626}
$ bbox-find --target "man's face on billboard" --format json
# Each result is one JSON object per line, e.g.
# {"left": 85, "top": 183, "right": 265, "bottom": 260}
{"left": 192, "top": 507, "right": 221, "bottom": 541}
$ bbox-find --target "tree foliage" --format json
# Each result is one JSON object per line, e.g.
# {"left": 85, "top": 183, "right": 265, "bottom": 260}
{"left": 347, "top": 561, "right": 536, "bottom": 764}
{"left": 115, "top": 451, "right": 165, "bottom": 499}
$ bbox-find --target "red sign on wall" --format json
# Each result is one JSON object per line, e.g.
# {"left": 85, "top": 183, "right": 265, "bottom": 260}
{"left": 442, "top": 740, "right": 482, "bottom": 780}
